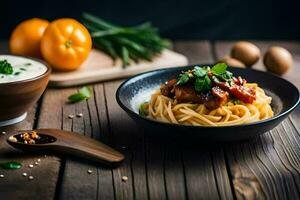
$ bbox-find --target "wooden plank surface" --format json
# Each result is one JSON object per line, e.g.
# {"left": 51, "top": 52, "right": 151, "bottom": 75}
{"left": 1, "top": 40, "right": 300, "bottom": 200}
{"left": 0, "top": 42, "right": 60, "bottom": 200}
{"left": 214, "top": 41, "right": 300, "bottom": 200}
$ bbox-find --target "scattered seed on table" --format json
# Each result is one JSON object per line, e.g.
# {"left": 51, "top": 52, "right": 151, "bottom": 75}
{"left": 34, "top": 162, "right": 39, "bottom": 165}
{"left": 28, "top": 176, "right": 34, "bottom": 180}
{"left": 121, "top": 146, "right": 126, "bottom": 149}
{"left": 37, "top": 159, "right": 41, "bottom": 162}
{"left": 76, "top": 113, "right": 83, "bottom": 118}
{"left": 28, "top": 164, "right": 34, "bottom": 168}
{"left": 8, "top": 136, "right": 17, "bottom": 142}
{"left": 122, "top": 176, "right": 128, "bottom": 182}
{"left": 87, "top": 169, "right": 93, "bottom": 174}
{"left": 1, "top": 131, "right": 6, "bottom": 135}
{"left": 68, "top": 115, "right": 74, "bottom": 119}
{"left": 0, "top": 174, "right": 4, "bottom": 178}
{"left": 22, "top": 173, "right": 27, "bottom": 177}
{"left": 44, "top": 155, "right": 47, "bottom": 158}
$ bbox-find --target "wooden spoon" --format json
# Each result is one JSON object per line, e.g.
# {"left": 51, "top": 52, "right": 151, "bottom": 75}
{"left": 6, "top": 129, "right": 125, "bottom": 167}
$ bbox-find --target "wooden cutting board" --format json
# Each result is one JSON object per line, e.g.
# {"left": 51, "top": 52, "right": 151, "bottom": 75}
{"left": 49, "top": 49, "right": 188, "bottom": 87}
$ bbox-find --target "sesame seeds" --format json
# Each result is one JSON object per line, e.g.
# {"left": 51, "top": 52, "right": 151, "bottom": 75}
{"left": 8, "top": 136, "right": 17, "bottom": 142}
{"left": 1, "top": 131, "right": 6, "bottom": 135}
{"left": 0, "top": 174, "right": 4, "bottom": 178}
{"left": 28, "top": 164, "right": 34, "bottom": 168}
{"left": 122, "top": 176, "right": 128, "bottom": 182}
{"left": 68, "top": 113, "right": 83, "bottom": 119}
{"left": 22, "top": 172, "right": 27, "bottom": 177}
{"left": 87, "top": 169, "right": 93, "bottom": 174}
{"left": 28, "top": 176, "right": 34, "bottom": 180}
{"left": 68, "top": 114, "right": 74, "bottom": 119}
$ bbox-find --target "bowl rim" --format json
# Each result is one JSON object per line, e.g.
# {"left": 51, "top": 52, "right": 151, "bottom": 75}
{"left": 116, "top": 64, "right": 300, "bottom": 129}
{"left": 0, "top": 54, "right": 51, "bottom": 85}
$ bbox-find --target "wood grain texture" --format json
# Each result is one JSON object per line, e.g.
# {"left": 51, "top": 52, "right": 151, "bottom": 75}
{"left": 214, "top": 41, "right": 300, "bottom": 200}
{"left": 44, "top": 86, "right": 116, "bottom": 200}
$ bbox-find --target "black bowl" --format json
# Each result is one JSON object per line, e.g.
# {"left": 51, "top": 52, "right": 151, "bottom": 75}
{"left": 116, "top": 65, "right": 300, "bottom": 141}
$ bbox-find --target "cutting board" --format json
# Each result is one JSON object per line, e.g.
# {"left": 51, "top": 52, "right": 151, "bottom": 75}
{"left": 49, "top": 49, "right": 188, "bottom": 87}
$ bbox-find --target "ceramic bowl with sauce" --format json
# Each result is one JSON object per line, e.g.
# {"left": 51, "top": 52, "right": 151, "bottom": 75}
{"left": 0, "top": 55, "right": 51, "bottom": 126}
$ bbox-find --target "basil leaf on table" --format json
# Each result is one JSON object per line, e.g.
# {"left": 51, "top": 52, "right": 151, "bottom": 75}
{"left": 1, "top": 161, "right": 22, "bottom": 170}
{"left": 68, "top": 86, "right": 92, "bottom": 103}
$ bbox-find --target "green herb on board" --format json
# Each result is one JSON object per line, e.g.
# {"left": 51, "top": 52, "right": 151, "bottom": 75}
{"left": 81, "top": 13, "right": 171, "bottom": 67}
{"left": 68, "top": 86, "right": 92, "bottom": 103}
{"left": 0, "top": 60, "right": 13, "bottom": 75}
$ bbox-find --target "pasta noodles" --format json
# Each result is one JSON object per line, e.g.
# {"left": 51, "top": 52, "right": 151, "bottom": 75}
{"left": 145, "top": 83, "right": 273, "bottom": 126}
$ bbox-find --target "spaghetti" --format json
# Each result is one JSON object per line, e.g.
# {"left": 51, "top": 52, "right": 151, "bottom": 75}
{"left": 139, "top": 64, "right": 274, "bottom": 126}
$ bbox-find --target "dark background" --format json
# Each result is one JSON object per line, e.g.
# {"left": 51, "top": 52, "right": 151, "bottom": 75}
{"left": 1, "top": 0, "right": 300, "bottom": 40}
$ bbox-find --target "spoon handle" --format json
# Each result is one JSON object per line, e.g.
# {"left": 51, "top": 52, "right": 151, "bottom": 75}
{"left": 36, "top": 129, "right": 124, "bottom": 166}
{"left": 7, "top": 129, "right": 125, "bottom": 166}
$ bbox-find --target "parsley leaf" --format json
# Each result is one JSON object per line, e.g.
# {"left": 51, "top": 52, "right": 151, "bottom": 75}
{"left": 176, "top": 73, "right": 189, "bottom": 85}
{"left": 68, "top": 86, "right": 92, "bottom": 103}
{"left": 219, "top": 71, "right": 233, "bottom": 81}
{"left": 194, "top": 75, "right": 211, "bottom": 93}
{"left": 193, "top": 66, "right": 207, "bottom": 78}
{"left": 0, "top": 60, "right": 14, "bottom": 75}
{"left": 211, "top": 63, "right": 227, "bottom": 76}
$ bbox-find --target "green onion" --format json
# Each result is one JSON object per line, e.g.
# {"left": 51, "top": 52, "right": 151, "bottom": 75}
{"left": 82, "top": 13, "right": 171, "bottom": 67}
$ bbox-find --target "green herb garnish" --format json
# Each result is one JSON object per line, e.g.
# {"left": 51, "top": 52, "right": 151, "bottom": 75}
{"left": 211, "top": 63, "right": 227, "bottom": 75}
{"left": 176, "top": 63, "right": 232, "bottom": 93}
{"left": 177, "top": 73, "right": 190, "bottom": 85}
{"left": 0, "top": 60, "right": 13, "bottom": 75}
{"left": 195, "top": 75, "right": 212, "bottom": 93}
{"left": 68, "top": 86, "right": 92, "bottom": 103}
{"left": 1, "top": 162, "right": 22, "bottom": 170}
{"left": 193, "top": 66, "right": 208, "bottom": 78}
{"left": 81, "top": 13, "right": 171, "bottom": 67}
{"left": 139, "top": 102, "right": 149, "bottom": 116}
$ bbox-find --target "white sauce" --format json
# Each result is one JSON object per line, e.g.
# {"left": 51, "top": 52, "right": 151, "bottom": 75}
{"left": 0, "top": 55, "right": 47, "bottom": 83}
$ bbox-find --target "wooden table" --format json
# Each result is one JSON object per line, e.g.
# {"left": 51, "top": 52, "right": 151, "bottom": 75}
{"left": 0, "top": 40, "right": 299, "bottom": 200}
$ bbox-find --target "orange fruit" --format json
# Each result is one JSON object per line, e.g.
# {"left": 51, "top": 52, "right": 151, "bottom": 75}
{"left": 9, "top": 18, "right": 49, "bottom": 58}
{"left": 40, "top": 18, "right": 92, "bottom": 71}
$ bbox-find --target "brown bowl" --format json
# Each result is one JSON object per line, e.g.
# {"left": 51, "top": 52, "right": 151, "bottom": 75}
{"left": 0, "top": 55, "right": 51, "bottom": 126}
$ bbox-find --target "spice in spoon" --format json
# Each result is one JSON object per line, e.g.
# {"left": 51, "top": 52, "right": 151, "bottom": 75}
{"left": 8, "top": 131, "right": 56, "bottom": 144}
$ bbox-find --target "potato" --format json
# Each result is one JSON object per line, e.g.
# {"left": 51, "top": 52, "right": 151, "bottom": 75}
{"left": 218, "top": 56, "right": 246, "bottom": 68}
{"left": 263, "top": 46, "right": 292, "bottom": 75}
{"left": 231, "top": 41, "right": 261, "bottom": 67}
